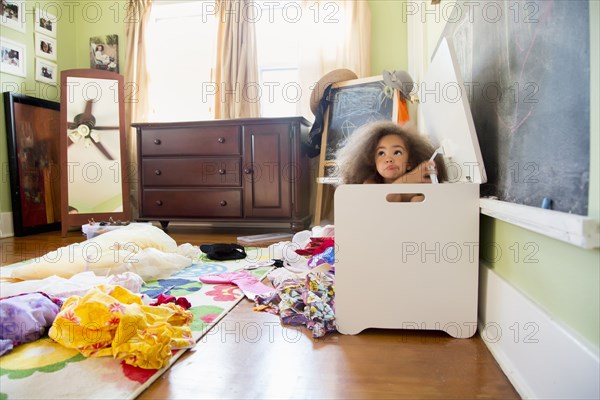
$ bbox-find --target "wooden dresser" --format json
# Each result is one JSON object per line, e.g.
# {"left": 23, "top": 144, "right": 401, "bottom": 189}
{"left": 132, "top": 117, "right": 312, "bottom": 230}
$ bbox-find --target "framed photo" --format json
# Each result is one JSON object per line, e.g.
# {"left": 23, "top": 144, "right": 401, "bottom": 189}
{"left": 0, "top": 0, "right": 25, "bottom": 32}
{"left": 35, "top": 58, "right": 57, "bottom": 85}
{"left": 90, "top": 34, "right": 119, "bottom": 73}
{"left": 0, "top": 36, "right": 26, "bottom": 77}
{"left": 35, "top": 33, "right": 56, "bottom": 61}
{"left": 3, "top": 92, "right": 61, "bottom": 236}
{"left": 34, "top": 7, "right": 57, "bottom": 38}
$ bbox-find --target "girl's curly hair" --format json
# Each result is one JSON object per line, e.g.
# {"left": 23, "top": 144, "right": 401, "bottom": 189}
{"left": 334, "top": 120, "right": 447, "bottom": 184}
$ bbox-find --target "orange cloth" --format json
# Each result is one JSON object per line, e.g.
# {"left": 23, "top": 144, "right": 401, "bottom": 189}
{"left": 397, "top": 92, "right": 410, "bottom": 123}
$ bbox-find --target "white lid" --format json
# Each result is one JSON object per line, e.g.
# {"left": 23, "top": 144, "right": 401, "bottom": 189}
{"left": 419, "top": 37, "right": 487, "bottom": 184}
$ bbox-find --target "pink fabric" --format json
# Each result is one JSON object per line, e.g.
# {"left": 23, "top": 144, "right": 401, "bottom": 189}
{"left": 199, "top": 271, "right": 273, "bottom": 300}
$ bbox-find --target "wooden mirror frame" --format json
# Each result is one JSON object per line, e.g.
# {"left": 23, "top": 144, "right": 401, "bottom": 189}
{"left": 60, "top": 69, "right": 130, "bottom": 236}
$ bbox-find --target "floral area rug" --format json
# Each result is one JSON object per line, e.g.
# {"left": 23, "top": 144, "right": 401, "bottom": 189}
{"left": 0, "top": 248, "right": 272, "bottom": 400}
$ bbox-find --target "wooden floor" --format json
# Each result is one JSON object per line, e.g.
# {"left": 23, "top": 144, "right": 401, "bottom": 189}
{"left": 1, "top": 226, "right": 520, "bottom": 399}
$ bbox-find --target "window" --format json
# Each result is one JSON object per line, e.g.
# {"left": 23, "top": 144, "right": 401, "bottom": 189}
{"left": 145, "top": 0, "right": 353, "bottom": 120}
{"left": 146, "top": 1, "right": 216, "bottom": 122}
{"left": 255, "top": 1, "right": 302, "bottom": 117}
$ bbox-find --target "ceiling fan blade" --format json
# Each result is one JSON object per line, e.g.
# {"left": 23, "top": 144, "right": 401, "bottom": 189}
{"left": 93, "top": 141, "right": 115, "bottom": 161}
{"left": 67, "top": 122, "right": 78, "bottom": 130}
{"left": 83, "top": 100, "right": 94, "bottom": 121}
{"left": 93, "top": 126, "right": 120, "bottom": 131}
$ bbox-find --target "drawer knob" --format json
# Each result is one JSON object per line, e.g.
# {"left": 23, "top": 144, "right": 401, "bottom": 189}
{"left": 220, "top": 200, "right": 227, "bottom": 207}
{"left": 156, "top": 200, "right": 163, "bottom": 206}
{"left": 153, "top": 139, "right": 161, "bottom": 145}
{"left": 154, "top": 169, "right": 162, "bottom": 175}
{"left": 244, "top": 168, "right": 253, "bottom": 174}
{"left": 218, "top": 169, "right": 226, "bottom": 175}
{"left": 217, "top": 137, "right": 225, "bottom": 143}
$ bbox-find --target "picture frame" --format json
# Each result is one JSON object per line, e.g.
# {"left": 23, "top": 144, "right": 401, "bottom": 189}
{"left": 90, "top": 34, "right": 119, "bottom": 73}
{"left": 0, "top": 0, "right": 25, "bottom": 32}
{"left": 34, "top": 6, "right": 57, "bottom": 38}
{"left": 35, "top": 58, "right": 57, "bottom": 85}
{"left": 3, "top": 92, "right": 61, "bottom": 236}
{"left": 0, "top": 36, "right": 26, "bottom": 77}
{"left": 35, "top": 33, "right": 56, "bottom": 61}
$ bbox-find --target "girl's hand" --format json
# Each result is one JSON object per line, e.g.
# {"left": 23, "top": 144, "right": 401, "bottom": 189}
{"left": 394, "top": 161, "right": 437, "bottom": 183}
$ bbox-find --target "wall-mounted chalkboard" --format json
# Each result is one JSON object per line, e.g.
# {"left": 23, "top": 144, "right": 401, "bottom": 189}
{"left": 324, "top": 78, "right": 397, "bottom": 162}
{"left": 442, "top": 0, "right": 590, "bottom": 215}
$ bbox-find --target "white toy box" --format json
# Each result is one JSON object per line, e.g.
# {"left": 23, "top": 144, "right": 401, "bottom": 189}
{"left": 334, "top": 38, "right": 487, "bottom": 338}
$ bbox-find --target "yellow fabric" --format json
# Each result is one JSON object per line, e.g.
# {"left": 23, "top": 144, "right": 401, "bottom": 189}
{"left": 49, "top": 285, "right": 194, "bottom": 369}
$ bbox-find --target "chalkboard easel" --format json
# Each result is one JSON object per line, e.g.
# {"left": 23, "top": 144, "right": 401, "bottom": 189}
{"left": 314, "top": 76, "right": 398, "bottom": 225}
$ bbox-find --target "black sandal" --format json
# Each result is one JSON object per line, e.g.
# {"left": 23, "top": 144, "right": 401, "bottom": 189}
{"left": 199, "top": 243, "right": 247, "bottom": 261}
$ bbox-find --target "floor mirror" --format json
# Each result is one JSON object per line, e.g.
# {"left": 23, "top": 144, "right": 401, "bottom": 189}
{"left": 60, "top": 69, "right": 131, "bottom": 236}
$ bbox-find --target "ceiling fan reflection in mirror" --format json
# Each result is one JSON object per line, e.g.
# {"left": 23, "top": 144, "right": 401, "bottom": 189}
{"left": 60, "top": 68, "right": 131, "bottom": 236}
{"left": 66, "top": 99, "right": 119, "bottom": 160}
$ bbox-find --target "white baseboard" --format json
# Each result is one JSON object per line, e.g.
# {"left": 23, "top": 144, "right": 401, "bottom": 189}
{"left": 0, "top": 212, "right": 14, "bottom": 238}
{"left": 479, "top": 263, "right": 600, "bottom": 399}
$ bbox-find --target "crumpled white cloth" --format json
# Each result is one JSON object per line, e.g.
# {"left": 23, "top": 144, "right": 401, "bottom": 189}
{"left": 0, "top": 271, "right": 144, "bottom": 299}
{"left": 120, "top": 247, "right": 191, "bottom": 280}
{"left": 176, "top": 243, "right": 203, "bottom": 261}
{"left": 9, "top": 225, "right": 193, "bottom": 281}
{"left": 292, "top": 224, "right": 335, "bottom": 249}
{"left": 265, "top": 224, "right": 335, "bottom": 274}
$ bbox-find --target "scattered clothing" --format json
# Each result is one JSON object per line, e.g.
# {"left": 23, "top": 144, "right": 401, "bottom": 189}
{"left": 150, "top": 293, "right": 192, "bottom": 310}
{"left": 0, "top": 292, "right": 62, "bottom": 356}
{"left": 0, "top": 271, "right": 144, "bottom": 300}
{"left": 255, "top": 271, "right": 336, "bottom": 338}
{"left": 308, "top": 246, "right": 335, "bottom": 269}
{"left": 295, "top": 237, "right": 335, "bottom": 256}
{"left": 49, "top": 285, "right": 194, "bottom": 369}
{"left": 200, "top": 271, "right": 273, "bottom": 301}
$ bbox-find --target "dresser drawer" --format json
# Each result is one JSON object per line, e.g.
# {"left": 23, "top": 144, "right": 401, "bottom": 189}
{"left": 141, "top": 126, "right": 241, "bottom": 156}
{"left": 142, "top": 158, "right": 241, "bottom": 187}
{"left": 142, "top": 189, "right": 242, "bottom": 218}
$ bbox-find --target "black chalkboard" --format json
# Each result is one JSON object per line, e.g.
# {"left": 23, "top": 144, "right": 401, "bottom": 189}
{"left": 325, "top": 79, "right": 396, "bottom": 162}
{"left": 442, "top": 0, "right": 590, "bottom": 215}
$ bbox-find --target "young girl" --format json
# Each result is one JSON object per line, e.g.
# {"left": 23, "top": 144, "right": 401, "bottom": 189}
{"left": 335, "top": 121, "right": 447, "bottom": 195}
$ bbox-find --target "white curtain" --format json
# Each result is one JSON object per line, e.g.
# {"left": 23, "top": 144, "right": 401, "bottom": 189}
{"left": 125, "top": 0, "right": 153, "bottom": 216}
{"left": 298, "top": 0, "right": 372, "bottom": 119}
{"left": 214, "top": 0, "right": 261, "bottom": 119}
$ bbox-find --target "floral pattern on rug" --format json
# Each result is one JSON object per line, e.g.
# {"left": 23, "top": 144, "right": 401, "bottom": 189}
{"left": 0, "top": 248, "right": 272, "bottom": 400}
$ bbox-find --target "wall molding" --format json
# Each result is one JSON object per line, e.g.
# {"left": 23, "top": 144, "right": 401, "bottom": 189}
{"left": 0, "top": 212, "right": 14, "bottom": 238}
{"left": 479, "top": 263, "right": 599, "bottom": 399}
{"left": 480, "top": 198, "right": 600, "bottom": 249}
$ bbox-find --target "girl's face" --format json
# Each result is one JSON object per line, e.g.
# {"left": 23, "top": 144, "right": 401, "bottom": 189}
{"left": 374, "top": 134, "right": 410, "bottom": 183}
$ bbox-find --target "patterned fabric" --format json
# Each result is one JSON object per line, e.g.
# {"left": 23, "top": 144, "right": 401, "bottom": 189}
{"left": 49, "top": 285, "right": 194, "bottom": 370}
{"left": 255, "top": 271, "right": 336, "bottom": 338}
{"left": 0, "top": 249, "right": 272, "bottom": 399}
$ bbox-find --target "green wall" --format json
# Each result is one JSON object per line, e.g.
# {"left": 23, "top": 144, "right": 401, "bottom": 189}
{"left": 0, "top": 0, "right": 125, "bottom": 217}
{"left": 369, "top": 0, "right": 408, "bottom": 74}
